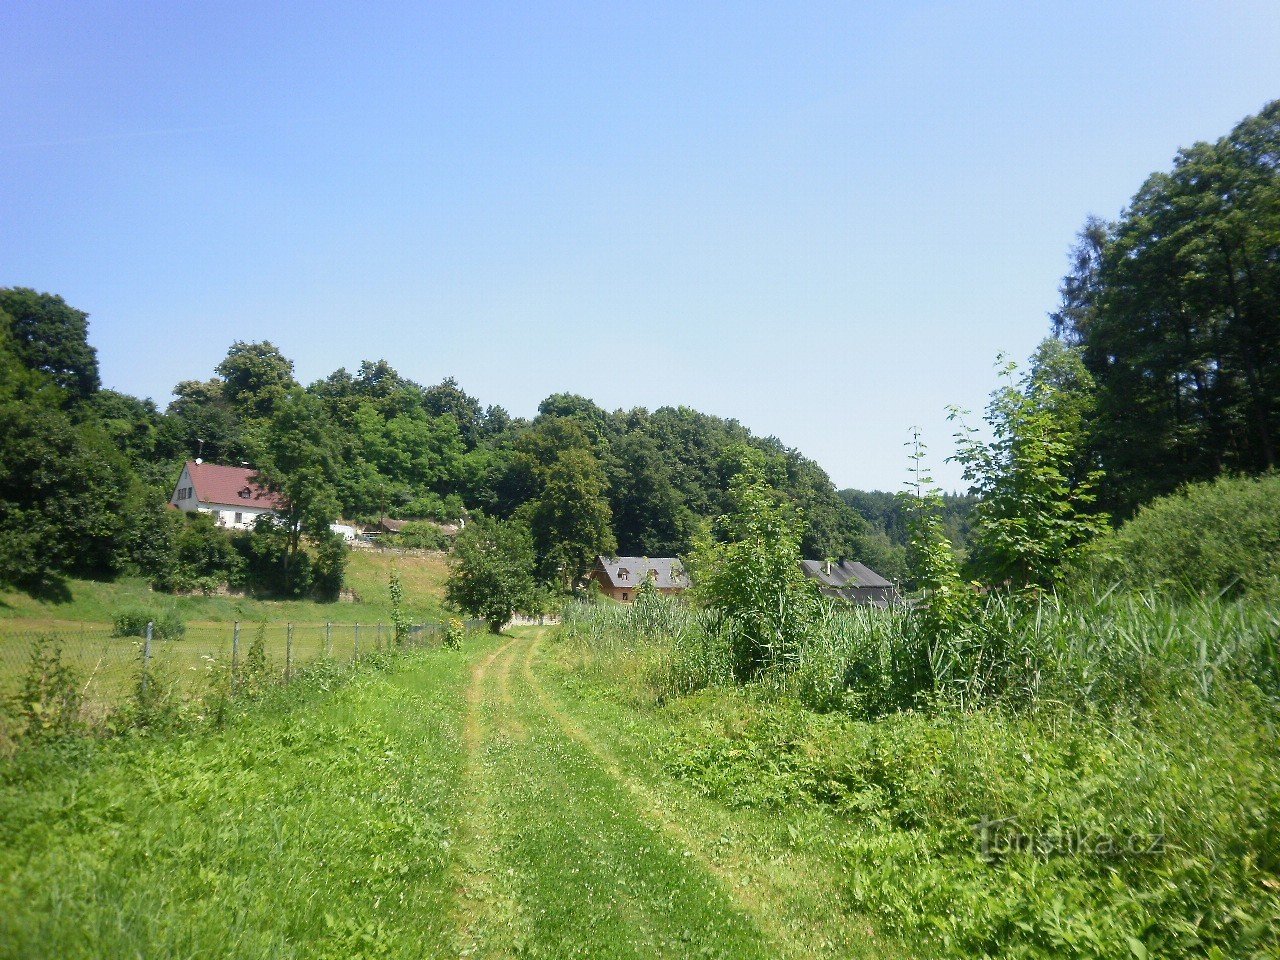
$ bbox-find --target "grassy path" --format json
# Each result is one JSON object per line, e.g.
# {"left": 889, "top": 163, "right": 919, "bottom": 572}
{"left": 0, "top": 631, "right": 893, "bottom": 959}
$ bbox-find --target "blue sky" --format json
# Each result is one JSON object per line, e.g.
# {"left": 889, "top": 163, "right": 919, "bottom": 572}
{"left": 3, "top": 1, "right": 1278, "bottom": 490}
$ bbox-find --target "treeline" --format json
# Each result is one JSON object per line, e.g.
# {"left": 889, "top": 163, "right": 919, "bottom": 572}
{"left": 0, "top": 289, "right": 873, "bottom": 595}
{"left": 1051, "top": 99, "right": 1280, "bottom": 517}
{"left": 837, "top": 488, "right": 976, "bottom": 582}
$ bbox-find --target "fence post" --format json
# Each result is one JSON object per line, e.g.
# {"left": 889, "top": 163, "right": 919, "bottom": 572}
{"left": 141, "top": 620, "right": 154, "bottom": 695}
{"left": 325, "top": 621, "right": 332, "bottom": 658}
{"left": 354, "top": 622, "right": 360, "bottom": 659}
{"left": 376, "top": 622, "right": 383, "bottom": 650}
{"left": 232, "top": 621, "right": 240, "bottom": 694}
{"left": 286, "top": 623, "right": 293, "bottom": 683}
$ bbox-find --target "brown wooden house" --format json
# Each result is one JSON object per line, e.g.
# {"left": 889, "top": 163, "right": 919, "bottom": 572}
{"left": 588, "top": 556, "right": 690, "bottom": 602}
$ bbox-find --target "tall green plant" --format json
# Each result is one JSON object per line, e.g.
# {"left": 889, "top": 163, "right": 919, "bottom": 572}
{"left": 389, "top": 568, "right": 411, "bottom": 644}
{"left": 898, "top": 429, "right": 975, "bottom": 644}
{"left": 950, "top": 349, "right": 1108, "bottom": 588}
{"left": 687, "top": 456, "right": 817, "bottom": 678}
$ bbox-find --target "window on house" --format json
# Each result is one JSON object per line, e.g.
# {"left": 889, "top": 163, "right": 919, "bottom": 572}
{"left": 618, "top": 568, "right": 629, "bottom": 581}
{"left": 234, "top": 512, "right": 243, "bottom": 524}
{"left": 622, "top": 592, "right": 628, "bottom": 601}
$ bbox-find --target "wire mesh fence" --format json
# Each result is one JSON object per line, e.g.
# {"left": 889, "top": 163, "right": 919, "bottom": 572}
{"left": 0, "top": 618, "right": 485, "bottom": 738}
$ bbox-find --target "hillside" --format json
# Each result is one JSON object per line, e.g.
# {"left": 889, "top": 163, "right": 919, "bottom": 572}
{"left": 0, "top": 549, "right": 450, "bottom": 634}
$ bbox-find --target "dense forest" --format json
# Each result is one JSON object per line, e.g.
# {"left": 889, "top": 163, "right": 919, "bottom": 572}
{"left": 0, "top": 292, "right": 875, "bottom": 594}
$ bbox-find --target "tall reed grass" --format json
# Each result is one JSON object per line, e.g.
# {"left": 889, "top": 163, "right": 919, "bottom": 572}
{"left": 561, "top": 589, "right": 1280, "bottom": 716}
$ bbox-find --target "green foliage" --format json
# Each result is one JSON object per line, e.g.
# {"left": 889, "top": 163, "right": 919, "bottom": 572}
{"left": 256, "top": 387, "right": 343, "bottom": 592}
{"left": 215, "top": 340, "right": 298, "bottom": 421}
{"left": 527, "top": 446, "right": 617, "bottom": 589}
{"left": 113, "top": 608, "right": 187, "bottom": 641}
{"left": 11, "top": 636, "right": 83, "bottom": 740}
{"left": 445, "top": 516, "right": 538, "bottom": 631}
{"left": 1076, "top": 472, "right": 1280, "bottom": 599}
{"left": 390, "top": 521, "right": 451, "bottom": 551}
{"left": 687, "top": 457, "right": 818, "bottom": 678}
{"left": 0, "top": 287, "right": 100, "bottom": 399}
{"left": 311, "top": 532, "right": 348, "bottom": 601}
{"left": 442, "top": 617, "right": 465, "bottom": 649}
{"left": 951, "top": 348, "right": 1109, "bottom": 588}
{"left": 899, "top": 430, "right": 974, "bottom": 644}
{"left": 0, "top": 332, "right": 135, "bottom": 588}
{"left": 1054, "top": 100, "right": 1280, "bottom": 515}
{"left": 388, "top": 569, "right": 410, "bottom": 644}
{"left": 655, "top": 690, "right": 1279, "bottom": 960}
{"left": 164, "top": 511, "right": 244, "bottom": 592}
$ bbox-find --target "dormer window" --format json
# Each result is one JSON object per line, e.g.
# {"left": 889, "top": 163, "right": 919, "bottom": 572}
{"left": 649, "top": 569, "right": 659, "bottom": 580}
{"left": 618, "top": 568, "right": 630, "bottom": 581}
{"left": 239, "top": 487, "right": 253, "bottom": 499}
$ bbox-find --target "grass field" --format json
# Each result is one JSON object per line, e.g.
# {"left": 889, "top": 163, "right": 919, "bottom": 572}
{"left": 0, "top": 549, "right": 450, "bottom": 634}
{"left": 5, "top": 599, "right": 1274, "bottom": 958}
{"left": 0, "top": 630, "right": 910, "bottom": 959}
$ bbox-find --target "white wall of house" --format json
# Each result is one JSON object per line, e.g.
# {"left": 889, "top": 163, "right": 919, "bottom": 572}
{"left": 197, "top": 503, "right": 278, "bottom": 530}
{"left": 170, "top": 464, "right": 197, "bottom": 512}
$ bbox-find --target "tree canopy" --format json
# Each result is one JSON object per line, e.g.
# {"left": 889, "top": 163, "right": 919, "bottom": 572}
{"left": 1052, "top": 99, "right": 1280, "bottom": 516}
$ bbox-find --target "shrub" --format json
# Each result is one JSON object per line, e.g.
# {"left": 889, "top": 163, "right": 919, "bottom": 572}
{"left": 1075, "top": 472, "right": 1280, "bottom": 599}
{"left": 11, "top": 636, "right": 82, "bottom": 739}
{"left": 113, "top": 607, "right": 186, "bottom": 641}
{"left": 442, "top": 618, "right": 465, "bottom": 649}
{"left": 687, "top": 458, "right": 819, "bottom": 678}
{"left": 392, "top": 521, "right": 451, "bottom": 551}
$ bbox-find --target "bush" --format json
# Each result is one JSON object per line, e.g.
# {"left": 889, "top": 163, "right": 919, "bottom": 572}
{"left": 391, "top": 521, "right": 451, "bottom": 551}
{"left": 1075, "top": 472, "right": 1280, "bottom": 599}
{"left": 113, "top": 607, "right": 186, "bottom": 640}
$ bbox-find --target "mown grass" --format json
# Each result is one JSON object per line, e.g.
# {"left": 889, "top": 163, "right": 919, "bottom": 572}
{"left": 0, "top": 549, "right": 450, "bottom": 632}
{"left": 560, "top": 594, "right": 1280, "bottom": 959}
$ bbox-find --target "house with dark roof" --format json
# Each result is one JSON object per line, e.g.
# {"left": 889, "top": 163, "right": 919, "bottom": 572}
{"left": 589, "top": 556, "right": 690, "bottom": 602}
{"left": 800, "top": 559, "right": 898, "bottom": 607}
{"left": 170, "top": 460, "right": 283, "bottom": 530}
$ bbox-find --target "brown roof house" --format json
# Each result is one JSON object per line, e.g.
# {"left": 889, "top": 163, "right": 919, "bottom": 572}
{"left": 170, "top": 460, "right": 283, "bottom": 530}
{"left": 588, "top": 556, "right": 690, "bottom": 602}
{"left": 800, "top": 559, "right": 899, "bottom": 607}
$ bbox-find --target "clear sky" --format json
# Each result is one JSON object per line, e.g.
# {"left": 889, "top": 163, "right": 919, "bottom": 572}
{"left": 3, "top": 1, "right": 1278, "bottom": 491}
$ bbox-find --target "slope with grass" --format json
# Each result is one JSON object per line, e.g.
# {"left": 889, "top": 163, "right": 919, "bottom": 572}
{"left": 0, "top": 549, "right": 450, "bottom": 634}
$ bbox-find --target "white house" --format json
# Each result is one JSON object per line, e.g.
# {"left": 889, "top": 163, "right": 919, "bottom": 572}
{"left": 170, "top": 460, "right": 283, "bottom": 530}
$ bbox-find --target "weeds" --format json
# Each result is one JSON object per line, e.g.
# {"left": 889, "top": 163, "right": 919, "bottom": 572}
{"left": 560, "top": 592, "right": 1280, "bottom": 958}
{"left": 11, "top": 636, "right": 83, "bottom": 740}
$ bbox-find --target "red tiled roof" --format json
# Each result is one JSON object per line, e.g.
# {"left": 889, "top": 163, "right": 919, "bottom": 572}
{"left": 184, "top": 461, "right": 284, "bottom": 510}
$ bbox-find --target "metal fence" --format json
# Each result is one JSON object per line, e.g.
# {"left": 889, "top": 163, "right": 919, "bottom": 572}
{"left": 0, "top": 618, "right": 485, "bottom": 734}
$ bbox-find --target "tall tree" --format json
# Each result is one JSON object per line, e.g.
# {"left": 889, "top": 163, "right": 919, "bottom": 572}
{"left": 446, "top": 516, "right": 539, "bottom": 632}
{"left": 216, "top": 341, "right": 298, "bottom": 421}
{"left": 255, "top": 388, "right": 342, "bottom": 591}
{"left": 0, "top": 288, "right": 100, "bottom": 399}
{"left": 1056, "top": 100, "right": 1280, "bottom": 515}
{"left": 527, "top": 447, "right": 617, "bottom": 589}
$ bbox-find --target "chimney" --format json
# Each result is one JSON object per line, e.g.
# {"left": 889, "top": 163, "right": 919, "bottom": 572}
{"left": 825, "top": 560, "right": 831, "bottom": 576}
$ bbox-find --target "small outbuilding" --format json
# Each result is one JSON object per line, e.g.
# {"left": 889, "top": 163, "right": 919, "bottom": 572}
{"left": 800, "top": 559, "right": 898, "bottom": 607}
{"left": 588, "top": 556, "right": 690, "bottom": 602}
